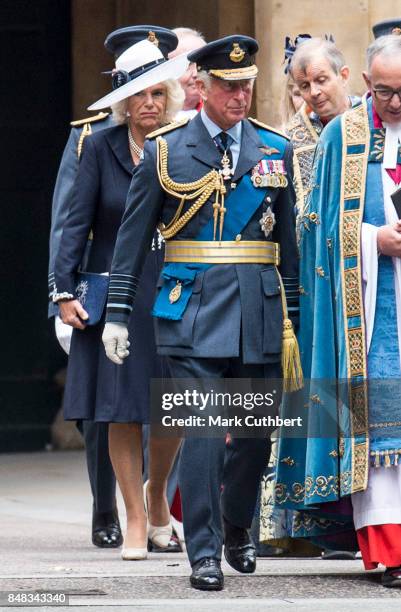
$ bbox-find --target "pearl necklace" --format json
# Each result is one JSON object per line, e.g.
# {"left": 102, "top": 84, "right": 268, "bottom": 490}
{"left": 127, "top": 127, "right": 143, "bottom": 158}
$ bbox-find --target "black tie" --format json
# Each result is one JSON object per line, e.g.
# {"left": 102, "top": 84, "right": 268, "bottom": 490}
{"left": 214, "top": 131, "right": 233, "bottom": 167}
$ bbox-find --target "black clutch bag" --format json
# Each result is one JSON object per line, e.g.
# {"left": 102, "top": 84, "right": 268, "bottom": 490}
{"left": 74, "top": 272, "right": 109, "bottom": 325}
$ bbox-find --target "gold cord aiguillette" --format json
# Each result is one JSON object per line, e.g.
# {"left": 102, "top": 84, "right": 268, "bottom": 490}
{"left": 156, "top": 136, "right": 227, "bottom": 241}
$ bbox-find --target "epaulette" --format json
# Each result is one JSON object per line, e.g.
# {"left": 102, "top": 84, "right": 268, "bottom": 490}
{"left": 146, "top": 117, "right": 189, "bottom": 139}
{"left": 248, "top": 117, "right": 290, "bottom": 141}
{"left": 70, "top": 111, "right": 109, "bottom": 127}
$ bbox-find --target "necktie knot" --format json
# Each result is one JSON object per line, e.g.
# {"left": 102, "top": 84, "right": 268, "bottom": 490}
{"left": 215, "top": 131, "right": 233, "bottom": 153}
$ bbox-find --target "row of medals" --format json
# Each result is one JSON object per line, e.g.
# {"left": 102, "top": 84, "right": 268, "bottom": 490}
{"left": 251, "top": 159, "right": 288, "bottom": 189}
{"left": 221, "top": 151, "right": 288, "bottom": 188}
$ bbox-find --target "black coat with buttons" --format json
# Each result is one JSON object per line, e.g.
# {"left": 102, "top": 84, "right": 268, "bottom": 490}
{"left": 54, "top": 125, "right": 165, "bottom": 422}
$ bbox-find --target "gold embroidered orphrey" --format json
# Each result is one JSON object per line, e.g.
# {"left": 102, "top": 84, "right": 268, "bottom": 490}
{"left": 230, "top": 42, "right": 245, "bottom": 63}
{"left": 339, "top": 98, "right": 371, "bottom": 493}
{"left": 285, "top": 103, "right": 319, "bottom": 220}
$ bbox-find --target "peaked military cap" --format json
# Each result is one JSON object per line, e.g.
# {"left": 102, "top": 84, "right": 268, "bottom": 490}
{"left": 188, "top": 34, "right": 258, "bottom": 80}
{"left": 372, "top": 18, "right": 401, "bottom": 39}
{"left": 104, "top": 25, "right": 178, "bottom": 59}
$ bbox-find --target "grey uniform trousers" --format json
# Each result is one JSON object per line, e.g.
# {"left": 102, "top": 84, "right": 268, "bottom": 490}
{"left": 167, "top": 355, "right": 280, "bottom": 566}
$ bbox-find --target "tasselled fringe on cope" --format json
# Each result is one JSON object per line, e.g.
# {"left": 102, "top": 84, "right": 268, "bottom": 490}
{"left": 371, "top": 449, "right": 401, "bottom": 467}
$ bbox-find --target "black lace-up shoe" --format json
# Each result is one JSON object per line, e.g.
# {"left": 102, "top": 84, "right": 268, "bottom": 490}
{"left": 223, "top": 516, "right": 256, "bottom": 573}
{"left": 190, "top": 558, "right": 224, "bottom": 591}
{"left": 382, "top": 566, "right": 401, "bottom": 587}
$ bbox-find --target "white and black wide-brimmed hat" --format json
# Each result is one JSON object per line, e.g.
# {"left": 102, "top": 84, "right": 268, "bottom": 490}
{"left": 88, "top": 39, "right": 188, "bottom": 110}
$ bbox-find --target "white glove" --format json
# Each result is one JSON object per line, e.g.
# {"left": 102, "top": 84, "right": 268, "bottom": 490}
{"left": 102, "top": 322, "right": 130, "bottom": 365}
{"left": 55, "top": 315, "right": 73, "bottom": 355}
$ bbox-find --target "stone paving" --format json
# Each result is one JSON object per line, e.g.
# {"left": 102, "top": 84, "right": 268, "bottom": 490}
{"left": 1, "top": 451, "right": 401, "bottom": 610}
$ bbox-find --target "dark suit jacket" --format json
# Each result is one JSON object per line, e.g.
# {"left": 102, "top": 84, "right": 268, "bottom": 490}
{"left": 106, "top": 113, "right": 298, "bottom": 364}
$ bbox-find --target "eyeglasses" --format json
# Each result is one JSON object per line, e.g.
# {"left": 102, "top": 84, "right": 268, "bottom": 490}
{"left": 373, "top": 88, "right": 401, "bottom": 102}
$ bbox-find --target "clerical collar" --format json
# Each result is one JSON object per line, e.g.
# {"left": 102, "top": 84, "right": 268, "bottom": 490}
{"left": 372, "top": 101, "right": 401, "bottom": 169}
{"left": 200, "top": 107, "right": 242, "bottom": 144}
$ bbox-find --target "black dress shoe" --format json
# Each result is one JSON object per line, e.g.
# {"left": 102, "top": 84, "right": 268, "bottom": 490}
{"left": 321, "top": 549, "right": 356, "bottom": 560}
{"left": 92, "top": 506, "right": 123, "bottom": 548}
{"left": 190, "top": 558, "right": 224, "bottom": 591}
{"left": 382, "top": 566, "right": 401, "bottom": 587}
{"left": 223, "top": 516, "right": 256, "bottom": 573}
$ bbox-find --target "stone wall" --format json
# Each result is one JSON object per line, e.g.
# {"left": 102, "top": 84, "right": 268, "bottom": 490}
{"left": 71, "top": 0, "right": 253, "bottom": 117}
{"left": 255, "top": 0, "right": 401, "bottom": 126}
{"left": 72, "top": 0, "right": 401, "bottom": 125}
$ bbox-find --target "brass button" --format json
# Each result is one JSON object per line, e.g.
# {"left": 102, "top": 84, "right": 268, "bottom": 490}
{"left": 235, "top": 234, "right": 242, "bottom": 242}
{"left": 231, "top": 182, "right": 237, "bottom": 189}
{"left": 266, "top": 196, "right": 271, "bottom": 203}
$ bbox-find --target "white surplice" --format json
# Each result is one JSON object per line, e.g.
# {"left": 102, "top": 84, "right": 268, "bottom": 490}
{"left": 352, "top": 154, "right": 401, "bottom": 530}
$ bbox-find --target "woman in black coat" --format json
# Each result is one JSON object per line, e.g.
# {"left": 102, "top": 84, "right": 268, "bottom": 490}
{"left": 53, "top": 39, "right": 186, "bottom": 560}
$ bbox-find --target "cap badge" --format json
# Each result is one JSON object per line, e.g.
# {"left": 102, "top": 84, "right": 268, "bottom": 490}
{"left": 147, "top": 31, "right": 159, "bottom": 46}
{"left": 392, "top": 27, "right": 401, "bottom": 35}
{"left": 230, "top": 43, "right": 245, "bottom": 63}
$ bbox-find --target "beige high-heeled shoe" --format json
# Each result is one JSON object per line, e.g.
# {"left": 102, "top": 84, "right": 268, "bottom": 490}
{"left": 121, "top": 546, "right": 147, "bottom": 561}
{"left": 143, "top": 480, "right": 173, "bottom": 549}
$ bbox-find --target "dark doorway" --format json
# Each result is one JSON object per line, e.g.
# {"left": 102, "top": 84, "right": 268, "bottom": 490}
{"left": 0, "top": 0, "right": 71, "bottom": 451}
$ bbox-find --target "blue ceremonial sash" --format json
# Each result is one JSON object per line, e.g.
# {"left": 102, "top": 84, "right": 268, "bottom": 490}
{"left": 152, "top": 127, "right": 287, "bottom": 320}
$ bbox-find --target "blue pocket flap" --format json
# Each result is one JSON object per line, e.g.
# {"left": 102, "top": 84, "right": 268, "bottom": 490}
{"left": 261, "top": 268, "right": 281, "bottom": 296}
{"left": 153, "top": 263, "right": 207, "bottom": 321}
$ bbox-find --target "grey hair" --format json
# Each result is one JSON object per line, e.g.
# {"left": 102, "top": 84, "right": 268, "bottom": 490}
{"left": 366, "top": 34, "right": 401, "bottom": 75}
{"left": 111, "top": 78, "right": 185, "bottom": 125}
{"left": 196, "top": 70, "right": 212, "bottom": 89}
{"left": 172, "top": 27, "right": 206, "bottom": 42}
{"left": 289, "top": 37, "right": 346, "bottom": 76}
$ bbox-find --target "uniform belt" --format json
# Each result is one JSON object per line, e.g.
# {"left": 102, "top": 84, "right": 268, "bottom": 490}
{"left": 164, "top": 240, "right": 280, "bottom": 264}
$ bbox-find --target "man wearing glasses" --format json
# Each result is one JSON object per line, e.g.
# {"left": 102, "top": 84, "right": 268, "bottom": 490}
{"left": 275, "top": 29, "right": 401, "bottom": 587}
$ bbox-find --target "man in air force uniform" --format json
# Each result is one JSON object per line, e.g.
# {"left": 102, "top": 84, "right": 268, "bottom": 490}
{"left": 102, "top": 35, "right": 300, "bottom": 590}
